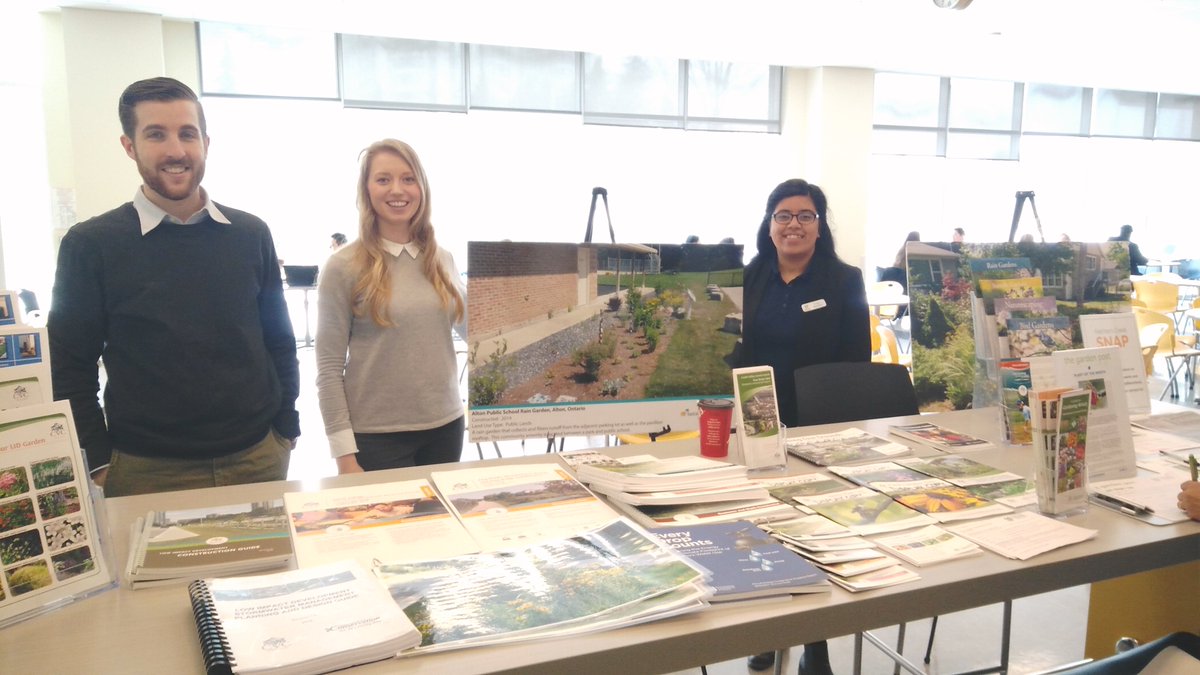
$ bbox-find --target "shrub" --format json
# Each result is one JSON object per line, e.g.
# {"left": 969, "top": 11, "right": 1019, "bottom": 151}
{"left": 468, "top": 340, "right": 515, "bottom": 406}
{"left": 607, "top": 296, "right": 622, "bottom": 312}
{"left": 645, "top": 325, "right": 660, "bottom": 352}
{"left": 600, "top": 379, "right": 625, "bottom": 397}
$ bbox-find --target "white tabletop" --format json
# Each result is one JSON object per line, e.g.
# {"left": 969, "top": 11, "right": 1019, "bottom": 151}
{"left": 2, "top": 408, "right": 1196, "bottom": 675}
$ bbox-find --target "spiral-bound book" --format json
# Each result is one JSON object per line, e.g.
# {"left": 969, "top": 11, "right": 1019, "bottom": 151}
{"left": 187, "top": 560, "right": 420, "bottom": 675}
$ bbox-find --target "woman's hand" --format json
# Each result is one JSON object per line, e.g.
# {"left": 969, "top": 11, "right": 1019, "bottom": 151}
{"left": 337, "top": 454, "right": 366, "bottom": 475}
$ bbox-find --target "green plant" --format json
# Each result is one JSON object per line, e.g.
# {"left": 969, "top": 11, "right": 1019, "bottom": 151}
{"left": 645, "top": 325, "right": 660, "bottom": 352}
{"left": 468, "top": 340, "right": 515, "bottom": 406}
{"left": 600, "top": 379, "right": 625, "bottom": 397}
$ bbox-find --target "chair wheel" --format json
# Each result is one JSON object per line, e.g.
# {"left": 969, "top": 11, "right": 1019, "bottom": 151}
{"left": 1115, "top": 637, "right": 1140, "bottom": 653}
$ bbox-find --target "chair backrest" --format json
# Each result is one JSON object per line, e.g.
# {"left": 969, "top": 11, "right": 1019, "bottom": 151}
{"left": 869, "top": 281, "right": 905, "bottom": 320}
{"left": 869, "top": 314, "right": 882, "bottom": 354}
{"left": 1131, "top": 279, "right": 1179, "bottom": 314}
{"left": 873, "top": 322, "right": 901, "bottom": 365}
{"left": 1133, "top": 307, "right": 1177, "bottom": 355}
{"left": 793, "top": 362, "right": 919, "bottom": 426}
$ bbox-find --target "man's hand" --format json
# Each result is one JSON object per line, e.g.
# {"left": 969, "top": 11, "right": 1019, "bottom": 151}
{"left": 1178, "top": 481, "right": 1200, "bottom": 521}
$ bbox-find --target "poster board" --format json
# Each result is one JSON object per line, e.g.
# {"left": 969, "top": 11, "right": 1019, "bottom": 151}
{"left": 466, "top": 241, "right": 743, "bottom": 442}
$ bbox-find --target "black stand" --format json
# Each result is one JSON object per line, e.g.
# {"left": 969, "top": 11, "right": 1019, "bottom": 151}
{"left": 584, "top": 187, "right": 616, "bottom": 244}
{"left": 1008, "top": 190, "right": 1045, "bottom": 243}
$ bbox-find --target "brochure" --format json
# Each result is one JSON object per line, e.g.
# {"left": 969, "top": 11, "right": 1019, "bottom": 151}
{"left": 0, "top": 401, "right": 117, "bottom": 629}
{"left": 430, "top": 464, "right": 619, "bottom": 551}
{"left": 784, "top": 427, "right": 912, "bottom": 466}
{"left": 999, "top": 359, "right": 1034, "bottom": 445}
{"left": 1052, "top": 347, "right": 1137, "bottom": 483}
{"left": 730, "top": 366, "right": 786, "bottom": 471}
{"left": 871, "top": 525, "right": 982, "bottom": 566}
{"left": 945, "top": 511, "right": 1097, "bottom": 560}
{"left": 284, "top": 479, "right": 479, "bottom": 569}
{"left": 1078, "top": 313, "right": 1151, "bottom": 416}
{"left": 793, "top": 487, "right": 935, "bottom": 535}
{"left": 888, "top": 422, "right": 994, "bottom": 452}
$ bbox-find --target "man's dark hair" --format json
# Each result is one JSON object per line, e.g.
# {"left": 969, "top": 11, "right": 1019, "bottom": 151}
{"left": 331, "top": 232, "right": 348, "bottom": 245}
{"left": 118, "top": 77, "right": 206, "bottom": 138}
{"left": 1119, "top": 224, "right": 1134, "bottom": 239}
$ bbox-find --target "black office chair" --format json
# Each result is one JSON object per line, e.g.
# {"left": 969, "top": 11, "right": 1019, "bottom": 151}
{"left": 793, "top": 361, "right": 918, "bottom": 426}
{"left": 1040, "top": 632, "right": 1200, "bottom": 674}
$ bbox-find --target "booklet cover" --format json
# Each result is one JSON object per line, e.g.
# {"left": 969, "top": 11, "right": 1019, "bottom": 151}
{"left": 1079, "top": 313, "right": 1151, "bottom": 416}
{"left": 611, "top": 496, "right": 797, "bottom": 530}
{"left": 896, "top": 455, "right": 1024, "bottom": 487}
{"left": 127, "top": 500, "right": 292, "bottom": 586}
{"left": 884, "top": 479, "right": 1013, "bottom": 522}
{"left": 652, "top": 520, "right": 829, "bottom": 601}
{"left": 784, "top": 428, "right": 912, "bottom": 466}
{"left": 871, "top": 524, "right": 982, "bottom": 567}
{"left": 1007, "top": 317, "right": 1073, "bottom": 358}
{"left": 993, "top": 296, "right": 1058, "bottom": 336}
{"left": 978, "top": 276, "right": 1044, "bottom": 313}
{"left": 188, "top": 559, "right": 421, "bottom": 675}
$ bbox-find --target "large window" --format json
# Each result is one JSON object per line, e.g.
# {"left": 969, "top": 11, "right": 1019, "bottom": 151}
{"left": 198, "top": 23, "right": 338, "bottom": 99}
{"left": 199, "top": 24, "right": 779, "bottom": 134}
{"left": 341, "top": 35, "right": 467, "bottom": 111}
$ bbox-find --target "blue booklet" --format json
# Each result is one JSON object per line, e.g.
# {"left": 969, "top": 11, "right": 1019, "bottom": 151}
{"left": 652, "top": 520, "right": 829, "bottom": 601}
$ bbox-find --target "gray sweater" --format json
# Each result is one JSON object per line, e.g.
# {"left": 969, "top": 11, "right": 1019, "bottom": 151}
{"left": 315, "top": 245, "right": 465, "bottom": 451}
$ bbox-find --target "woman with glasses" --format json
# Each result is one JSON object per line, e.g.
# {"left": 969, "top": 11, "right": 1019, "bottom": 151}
{"left": 315, "top": 139, "right": 467, "bottom": 473}
{"left": 739, "top": 178, "right": 870, "bottom": 675}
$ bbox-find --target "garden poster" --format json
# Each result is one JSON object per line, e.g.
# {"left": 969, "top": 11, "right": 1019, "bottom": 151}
{"left": 0, "top": 401, "right": 115, "bottom": 627}
{"left": 904, "top": 240, "right": 1132, "bottom": 413}
{"left": 465, "top": 241, "right": 743, "bottom": 442}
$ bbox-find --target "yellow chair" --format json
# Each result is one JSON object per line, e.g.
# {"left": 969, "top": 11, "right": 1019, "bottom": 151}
{"left": 869, "top": 314, "right": 882, "bottom": 356}
{"left": 873, "top": 322, "right": 912, "bottom": 370}
{"left": 1132, "top": 278, "right": 1182, "bottom": 328}
{"left": 868, "top": 280, "right": 905, "bottom": 325}
{"left": 1134, "top": 307, "right": 1200, "bottom": 400}
{"left": 1139, "top": 325, "right": 1165, "bottom": 377}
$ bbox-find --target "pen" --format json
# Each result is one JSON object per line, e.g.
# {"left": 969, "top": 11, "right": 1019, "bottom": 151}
{"left": 1093, "top": 493, "right": 1154, "bottom": 515}
{"left": 1190, "top": 454, "right": 1198, "bottom": 482}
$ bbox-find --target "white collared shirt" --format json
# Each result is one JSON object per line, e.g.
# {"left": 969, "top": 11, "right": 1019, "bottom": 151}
{"left": 381, "top": 238, "right": 421, "bottom": 259}
{"left": 132, "top": 186, "right": 231, "bottom": 235}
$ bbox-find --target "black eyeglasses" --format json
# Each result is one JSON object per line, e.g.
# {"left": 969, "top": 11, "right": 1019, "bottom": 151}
{"left": 772, "top": 211, "right": 818, "bottom": 225}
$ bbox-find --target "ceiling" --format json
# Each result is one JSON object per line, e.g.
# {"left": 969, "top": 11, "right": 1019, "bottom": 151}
{"left": 19, "top": 0, "right": 1200, "bottom": 94}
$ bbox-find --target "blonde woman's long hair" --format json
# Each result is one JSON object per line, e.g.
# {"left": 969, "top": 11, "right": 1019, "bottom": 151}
{"left": 352, "top": 139, "right": 464, "bottom": 326}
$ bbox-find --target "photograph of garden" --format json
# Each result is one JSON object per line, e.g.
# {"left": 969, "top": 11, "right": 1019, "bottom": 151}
{"left": 905, "top": 240, "right": 1132, "bottom": 412}
{"left": 467, "top": 242, "right": 743, "bottom": 409}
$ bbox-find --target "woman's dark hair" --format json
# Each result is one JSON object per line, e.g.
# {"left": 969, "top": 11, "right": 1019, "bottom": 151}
{"left": 753, "top": 179, "right": 837, "bottom": 262}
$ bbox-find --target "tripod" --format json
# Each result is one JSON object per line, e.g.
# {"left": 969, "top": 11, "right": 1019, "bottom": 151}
{"left": 1008, "top": 190, "right": 1046, "bottom": 243}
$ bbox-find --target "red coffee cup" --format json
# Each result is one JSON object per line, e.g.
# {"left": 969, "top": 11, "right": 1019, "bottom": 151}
{"left": 697, "top": 399, "right": 734, "bottom": 458}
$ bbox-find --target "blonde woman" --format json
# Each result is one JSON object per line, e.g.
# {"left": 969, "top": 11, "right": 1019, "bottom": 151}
{"left": 316, "top": 139, "right": 466, "bottom": 473}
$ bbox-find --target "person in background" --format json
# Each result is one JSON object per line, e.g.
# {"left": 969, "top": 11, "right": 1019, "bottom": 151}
{"left": 316, "top": 139, "right": 466, "bottom": 473}
{"left": 880, "top": 230, "right": 919, "bottom": 291}
{"left": 737, "top": 178, "right": 870, "bottom": 675}
{"left": 951, "top": 227, "right": 965, "bottom": 252}
{"left": 1109, "top": 224, "right": 1148, "bottom": 275}
{"left": 330, "top": 232, "right": 348, "bottom": 252}
{"left": 48, "top": 77, "right": 300, "bottom": 497}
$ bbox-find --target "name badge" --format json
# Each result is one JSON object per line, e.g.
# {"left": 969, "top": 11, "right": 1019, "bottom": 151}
{"left": 801, "top": 299, "right": 827, "bottom": 312}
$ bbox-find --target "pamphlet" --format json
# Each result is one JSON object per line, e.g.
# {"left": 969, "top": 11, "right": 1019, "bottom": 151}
{"left": 784, "top": 427, "right": 911, "bottom": 466}
{"left": 730, "top": 366, "right": 786, "bottom": 471}
{"left": 1078, "top": 313, "right": 1151, "bottom": 416}
{"left": 0, "top": 402, "right": 116, "bottom": 629}
{"left": 1052, "top": 347, "right": 1136, "bottom": 483}
{"left": 284, "top": 479, "right": 479, "bottom": 569}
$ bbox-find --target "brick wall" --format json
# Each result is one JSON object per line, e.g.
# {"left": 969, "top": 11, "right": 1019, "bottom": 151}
{"left": 467, "top": 242, "right": 597, "bottom": 338}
